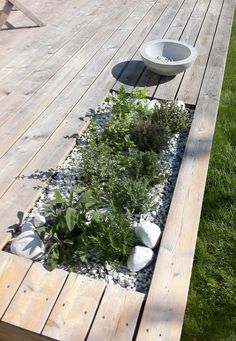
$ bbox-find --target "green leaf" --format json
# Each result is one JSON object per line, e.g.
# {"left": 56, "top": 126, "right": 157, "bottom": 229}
{"left": 79, "top": 189, "right": 98, "bottom": 209}
{"left": 64, "top": 239, "right": 74, "bottom": 245}
{"left": 91, "top": 211, "right": 103, "bottom": 223}
{"left": 49, "top": 189, "right": 65, "bottom": 205}
{"left": 65, "top": 207, "right": 77, "bottom": 231}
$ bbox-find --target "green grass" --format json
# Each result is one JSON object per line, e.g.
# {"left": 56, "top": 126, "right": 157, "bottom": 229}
{"left": 181, "top": 14, "right": 236, "bottom": 341}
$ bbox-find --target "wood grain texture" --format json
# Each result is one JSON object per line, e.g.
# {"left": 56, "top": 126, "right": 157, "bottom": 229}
{"left": 0, "top": 321, "right": 55, "bottom": 341}
{"left": 0, "top": 0, "right": 234, "bottom": 339}
{"left": 155, "top": 0, "right": 211, "bottom": 101}
{"left": 42, "top": 273, "right": 105, "bottom": 341}
{"left": 0, "top": 0, "right": 113, "bottom": 109}
{"left": 136, "top": 0, "right": 198, "bottom": 97}
{"left": 112, "top": 0, "right": 173, "bottom": 93}
{"left": 9, "top": 0, "right": 45, "bottom": 26}
{"left": 87, "top": 285, "right": 144, "bottom": 341}
{"left": 2, "top": 263, "right": 68, "bottom": 333}
{"left": 0, "top": 1, "right": 13, "bottom": 29}
{"left": 136, "top": 0, "right": 235, "bottom": 340}
{"left": 0, "top": 1, "right": 140, "bottom": 192}
{"left": 0, "top": 0, "right": 139, "bottom": 163}
{"left": 0, "top": 0, "right": 96, "bottom": 81}
{"left": 0, "top": 1, "right": 154, "bottom": 246}
{"left": 0, "top": 251, "right": 32, "bottom": 318}
{"left": 176, "top": 0, "right": 224, "bottom": 104}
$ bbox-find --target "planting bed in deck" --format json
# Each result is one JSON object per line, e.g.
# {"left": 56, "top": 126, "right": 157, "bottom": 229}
{"left": 6, "top": 88, "right": 193, "bottom": 294}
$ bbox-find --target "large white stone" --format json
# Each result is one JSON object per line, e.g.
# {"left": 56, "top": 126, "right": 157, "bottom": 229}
{"left": 146, "top": 99, "right": 160, "bottom": 111}
{"left": 21, "top": 222, "right": 35, "bottom": 232}
{"left": 127, "top": 246, "right": 154, "bottom": 272}
{"left": 10, "top": 230, "right": 45, "bottom": 260}
{"left": 33, "top": 214, "right": 46, "bottom": 227}
{"left": 135, "top": 220, "right": 161, "bottom": 248}
{"left": 176, "top": 99, "right": 185, "bottom": 110}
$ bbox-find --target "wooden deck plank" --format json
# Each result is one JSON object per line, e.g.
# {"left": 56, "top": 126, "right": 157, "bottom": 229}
{"left": 87, "top": 285, "right": 144, "bottom": 341}
{"left": 0, "top": 0, "right": 104, "bottom": 103}
{"left": 154, "top": 0, "right": 211, "bottom": 101}
{"left": 112, "top": 0, "right": 186, "bottom": 93}
{"left": 0, "top": 0, "right": 115, "bottom": 122}
{"left": 2, "top": 262, "right": 68, "bottom": 333}
{"left": 176, "top": 0, "right": 224, "bottom": 104}
{"left": 0, "top": 322, "right": 55, "bottom": 341}
{"left": 0, "top": 1, "right": 154, "bottom": 246}
{"left": 42, "top": 274, "right": 105, "bottom": 340}
{"left": 0, "top": 0, "right": 91, "bottom": 71}
{"left": 0, "top": 0, "right": 75, "bottom": 65}
{"left": 135, "top": 0, "right": 199, "bottom": 97}
{"left": 9, "top": 0, "right": 45, "bottom": 27}
{"left": 0, "top": 2, "right": 153, "bottom": 199}
{"left": 0, "top": 0, "right": 13, "bottom": 30}
{"left": 136, "top": 0, "right": 235, "bottom": 340}
{"left": 0, "top": 1, "right": 234, "bottom": 339}
{"left": 0, "top": 0, "right": 139, "bottom": 160}
{"left": 0, "top": 251, "right": 32, "bottom": 318}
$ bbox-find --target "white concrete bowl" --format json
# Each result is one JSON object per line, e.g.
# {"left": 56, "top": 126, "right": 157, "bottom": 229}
{"left": 139, "top": 39, "right": 198, "bottom": 76}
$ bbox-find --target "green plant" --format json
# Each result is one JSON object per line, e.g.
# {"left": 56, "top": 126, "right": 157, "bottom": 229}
{"left": 110, "top": 176, "right": 153, "bottom": 214}
{"left": 87, "top": 206, "right": 136, "bottom": 265}
{"left": 42, "top": 188, "right": 100, "bottom": 268}
{"left": 130, "top": 119, "right": 170, "bottom": 153}
{"left": 126, "top": 150, "right": 166, "bottom": 185}
{"left": 152, "top": 100, "right": 190, "bottom": 135}
{"left": 42, "top": 86, "right": 191, "bottom": 270}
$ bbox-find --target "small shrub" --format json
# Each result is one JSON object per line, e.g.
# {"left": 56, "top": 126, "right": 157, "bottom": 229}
{"left": 130, "top": 119, "right": 170, "bottom": 153}
{"left": 87, "top": 206, "right": 136, "bottom": 265}
{"left": 126, "top": 150, "right": 166, "bottom": 185}
{"left": 152, "top": 101, "right": 190, "bottom": 134}
{"left": 110, "top": 176, "right": 153, "bottom": 214}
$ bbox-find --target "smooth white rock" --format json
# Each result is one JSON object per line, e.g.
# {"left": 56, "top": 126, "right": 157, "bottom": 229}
{"left": 21, "top": 222, "right": 35, "bottom": 232}
{"left": 10, "top": 230, "right": 45, "bottom": 260}
{"left": 127, "top": 246, "right": 154, "bottom": 272}
{"left": 176, "top": 99, "right": 185, "bottom": 110}
{"left": 134, "top": 98, "right": 146, "bottom": 107}
{"left": 146, "top": 99, "right": 160, "bottom": 111}
{"left": 135, "top": 219, "right": 161, "bottom": 248}
{"left": 146, "top": 100, "right": 155, "bottom": 111}
{"left": 33, "top": 214, "right": 46, "bottom": 227}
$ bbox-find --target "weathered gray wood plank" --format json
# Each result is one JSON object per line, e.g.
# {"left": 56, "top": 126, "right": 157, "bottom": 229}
{"left": 136, "top": 1, "right": 235, "bottom": 340}
{"left": 154, "top": 0, "right": 212, "bottom": 101}
{"left": 113, "top": 0, "right": 185, "bottom": 94}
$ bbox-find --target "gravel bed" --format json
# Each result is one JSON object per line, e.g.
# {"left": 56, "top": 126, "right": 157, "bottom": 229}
{"left": 10, "top": 96, "right": 193, "bottom": 294}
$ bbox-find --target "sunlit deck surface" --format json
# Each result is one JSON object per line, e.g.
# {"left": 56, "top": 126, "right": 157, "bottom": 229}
{"left": 0, "top": 0, "right": 234, "bottom": 340}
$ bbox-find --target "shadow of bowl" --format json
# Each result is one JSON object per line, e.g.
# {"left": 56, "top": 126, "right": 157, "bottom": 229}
{"left": 112, "top": 60, "right": 163, "bottom": 87}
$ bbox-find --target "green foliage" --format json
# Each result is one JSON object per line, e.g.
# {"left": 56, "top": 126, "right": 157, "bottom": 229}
{"left": 182, "top": 16, "right": 236, "bottom": 341}
{"left": 110, "top": 177, "right": 153, "bottom": 214}
{"left": 88, "top": 206, "right": 136, "bottom": 265}
{"left": 126, "top": 151, "right": 166, "bottom": 185}
{"left": 130, "top": 99, "right": 190, "bottom": 153}
{"left": 43, "top": 86, "right": 190, "bottom": 268}
{"left": 152, "top": 100, "right": 190, "bottom": 135}
{"left": 42, "top": 188, "right": 100, "bottom": 268}
{"left": 130, "top": 119, "right": 170, "bottom": 153}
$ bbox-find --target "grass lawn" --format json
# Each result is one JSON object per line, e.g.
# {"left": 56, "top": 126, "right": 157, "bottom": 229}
{"left": 181, "top": 13, "right": 236, "bottom": 341}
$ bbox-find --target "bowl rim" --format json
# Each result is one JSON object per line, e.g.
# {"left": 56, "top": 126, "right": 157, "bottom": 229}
{"left": 139, "top": 39, "right": 198, "bottom": 66}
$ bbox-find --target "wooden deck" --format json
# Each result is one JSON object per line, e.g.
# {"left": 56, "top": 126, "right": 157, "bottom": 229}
{"left": 0, "top": 0, "right": 235, "bottom": 340}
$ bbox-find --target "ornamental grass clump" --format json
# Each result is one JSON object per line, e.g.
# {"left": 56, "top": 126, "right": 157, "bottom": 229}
{"left": 43, "top": 86, "right": 191, "bottom": 268}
